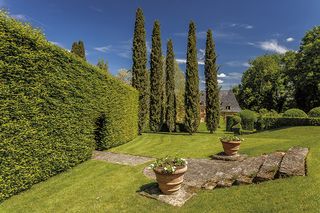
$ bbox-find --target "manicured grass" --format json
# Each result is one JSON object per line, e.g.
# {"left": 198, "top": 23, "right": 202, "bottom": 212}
{"left": 1, "top": 126, "right": 320, "bottom": 212}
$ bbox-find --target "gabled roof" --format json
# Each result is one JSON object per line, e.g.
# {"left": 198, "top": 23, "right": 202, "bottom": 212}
{"left": 200, "top": 90, "right": 241, "bottom": 113}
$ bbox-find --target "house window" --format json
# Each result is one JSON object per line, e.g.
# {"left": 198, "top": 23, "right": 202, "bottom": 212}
{"left": 226, "top": 106, "right": 231, "bottom": 110}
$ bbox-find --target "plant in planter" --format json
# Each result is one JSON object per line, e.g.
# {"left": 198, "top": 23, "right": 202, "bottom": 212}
{"left": 219, "top": 135, "right": 244, "bottom": 156}
{"left": 149, "top": 156, "right": 188, "bottom": 195}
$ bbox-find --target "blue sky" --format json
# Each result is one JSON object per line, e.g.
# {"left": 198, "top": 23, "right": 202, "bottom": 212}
{"left": 1, "top": 0, "right": 320, "bottom": 89}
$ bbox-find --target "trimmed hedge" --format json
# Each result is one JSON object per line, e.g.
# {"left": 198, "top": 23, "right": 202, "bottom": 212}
{"left": 226, "top": 115, "right": 241, "bottom": 132}
{"left": 308, "top": 107, "right": 320, "bottom": 117}
{"left": 256, "top": 117, "right": 320, "bottom": 131}
{"left": 239, "top": 110, "right": 257, "bottom": 131}
{"left": 283, "top": 108, "right": 307, "bottom": 118}
{"left": 231, "top": 123, "right": 242, "bottom": 135}
{"left": 0, "top": 13, "right": 138, "bottom": 201}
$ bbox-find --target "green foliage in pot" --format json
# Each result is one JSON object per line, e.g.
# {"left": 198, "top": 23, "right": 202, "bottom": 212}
{"left": 219, "top": 135, "right": 244, "bottom": 143}
{"left": 149, "top": 156, "right": 187, "bottom": 174}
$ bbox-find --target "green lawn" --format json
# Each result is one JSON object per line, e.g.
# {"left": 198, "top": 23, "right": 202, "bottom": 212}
{"left": 1, "top": 126, "right": 320, "bottom": 212}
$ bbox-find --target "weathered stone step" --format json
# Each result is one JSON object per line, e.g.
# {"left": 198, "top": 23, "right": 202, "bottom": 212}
{"left": 279, "top": 147, "right": 309, "bottom": 177}
{"left": 255, "top": 152, "right": 285, "bottom": 182}
{"left": 140, "top": 147, "right": 309, "bottom": 207}
{"left": 234, "top": 155, "right": 267, "bottom": 184}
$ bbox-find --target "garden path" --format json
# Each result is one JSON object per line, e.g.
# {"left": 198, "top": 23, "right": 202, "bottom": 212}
{"left": 92, "top": 151, "right": 154, "bottom": 166}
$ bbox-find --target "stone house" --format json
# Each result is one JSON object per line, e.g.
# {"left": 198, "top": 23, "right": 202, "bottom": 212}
{"left": 200, "top": 90, "right": 241, "bottom": 122}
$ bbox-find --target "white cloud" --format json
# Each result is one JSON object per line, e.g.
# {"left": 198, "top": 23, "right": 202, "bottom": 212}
{"left": 198, "top": 49, "right": 205, "bottom": 60}
{"left": 286, "top": 37, "right": 294, "bottom": 42}
{"left": 227, "top": 72, "right": 243, "bottom": 80}
{"left": 218, "top": 79, "right": 224, "bottom": 84}
{"left": 176, "top": 59, "right": 187, "bottom": 64}
{"left": 198, "top": 60, "right": 205, "bottom": 65}
{"left": 224, "top": 23, "right": 253, "bottom": 30}
{"left": 259, "top": 40, "right": 288, "bottom": 54}
{"left": 49, "top": 41, "right": 63, "bottom": 47}
{"left": 225, "top": 61, "right": 250, "bottom": 67}
{"left": 176, "top": 58, "right": 204, "bottom": 65}
{"left": 11, "top": 14, "right": 27, "bottom": 21}
{"left": 249, "top": 40, "right": 288, "bottom": 54}
{"left": 49, "top": 41, "right": 70, "bottom": 52}
{"left": 218, "top": 73, "right": 227, "bottom": 78}
{"left": 94, "top": 45, "right": 112, "bottom": 53}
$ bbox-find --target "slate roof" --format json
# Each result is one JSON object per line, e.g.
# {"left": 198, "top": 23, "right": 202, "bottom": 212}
{"left": 200, "top": 90, "right": 241, "bottom": 113}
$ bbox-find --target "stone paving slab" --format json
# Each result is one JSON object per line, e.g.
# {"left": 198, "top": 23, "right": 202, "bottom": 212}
{"left": 141, "top": 147, "right": 309, "bottom": 207}
{"left": 235, "top": 155, "right": 267, "bottom": 184}
{"left": 279, "top": 147, "right": 309, "bottom": 177}
{"left": 92, "top": 151, "right": 154, "bottom": 166}
{"left": 256, "top": 152, "right": 285, "bottom": 181}
{"left": 138, "top": 183, "right": 197, "bottom": 207}
{"left": 211, "top": 152, "right": 248, "bottom": 161}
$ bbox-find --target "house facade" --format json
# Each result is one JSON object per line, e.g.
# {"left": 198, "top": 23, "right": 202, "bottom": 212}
{"left": 200, "top": 90, "right": 241, "bottom": 122}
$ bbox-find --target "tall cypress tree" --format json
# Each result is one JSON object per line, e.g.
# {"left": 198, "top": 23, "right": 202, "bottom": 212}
{"left": 71, "top": 42, "right": 79, "bottom": 55}
{"left": 71, "top": 40, "right": 86, "bottom": 61}
{"left": 132, "top": 8, "right": 148, "bottom": 135}
{"left": 78, "top": 40, "right": 86, "bottom": 60}
{"left": 165, "top": 39, "right": 176, "bottom": 132}
{"left": 205, "top": 29, "right": 220, "bottom": 133}
{"left": 97, "top": 59, "right": 109, "bottom": 72}
{"left": 149, "top": 21, "right": 163, "bottom": 132}
{"left": 185, "top": 21, "right": 200, "bottom": 134}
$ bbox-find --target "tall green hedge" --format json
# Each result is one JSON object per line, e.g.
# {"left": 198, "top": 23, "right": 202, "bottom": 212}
{"left": 0, "top": 13, "right": 138, "bottom": 201}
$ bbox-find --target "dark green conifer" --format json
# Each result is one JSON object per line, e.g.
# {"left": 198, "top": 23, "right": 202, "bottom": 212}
{"left": 185, "top": 21, "right": 200, "bottom": 134}
{"left": 78, "top": 40, "right": 86, "bottom": 60}
{"left": 165, "top": 39, "right": 176, "bottom": 132}
{"left": 131, "top": 8, "right": 148, "bottom": 135}
{"left": 149, "top": 21, "right": 163, "bottom": 132}
{"left": 204, "top": 29, "right": 220, "bottom": 133}
{"left": 71, "top": 40, "right": 86, "bottom": 60}
{"left": 97, "top": 59, "right": 109, "bottom": 72}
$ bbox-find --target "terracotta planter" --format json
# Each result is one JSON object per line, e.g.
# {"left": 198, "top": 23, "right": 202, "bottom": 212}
{"left": 153, "top": 165, "right": 187, "bottom": 195}
{"left": 221, "top": 140, "right": 241, "bottom": 156}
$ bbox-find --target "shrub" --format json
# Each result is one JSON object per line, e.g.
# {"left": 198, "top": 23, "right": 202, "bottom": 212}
{"left": 231, "top": 123, "right": 242, "bottom": 135}
{"left": 0, "top": 13, "right": 138, "bottom": 201}
{"left": 256, "top": 117, "right": 320, "bottom": 131}
{"left": 258, "top": 109, "right": 280, "bottom": 117}
{"left": 283, "top": 108, "right": 307, "bottom": 118}
{"left": 226, "top": 115, "right": 241, "bottom": 132}
{"left": 239, "top": 110, "right": 257, "bottom": 131}
{"left": 308, "top": 107, "right": 320, "bottom": 117}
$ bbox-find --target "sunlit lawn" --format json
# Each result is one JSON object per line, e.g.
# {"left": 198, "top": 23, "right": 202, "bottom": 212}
{"left": 1, "top": 125, "right": 320, "bottom": 212}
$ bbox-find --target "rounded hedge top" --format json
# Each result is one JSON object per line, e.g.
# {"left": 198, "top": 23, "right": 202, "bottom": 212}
{"left": 232, "top": 115, "right": 241, "bottom": 124}
{"left": 283, "top": 108, "right": 308, "bottom": 118}
{"left": 308, "top": 107, "right": 320, "bottom": 117}
{"left": 239, "top": 109, "right": 257, "bottom": 121}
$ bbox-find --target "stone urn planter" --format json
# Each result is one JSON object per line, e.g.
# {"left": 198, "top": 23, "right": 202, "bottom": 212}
{"left": 149, "top": 157, "right": 188, "bottom": 195}
{"left": 220, "top": 135, "right": 244, "bottom": 156}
